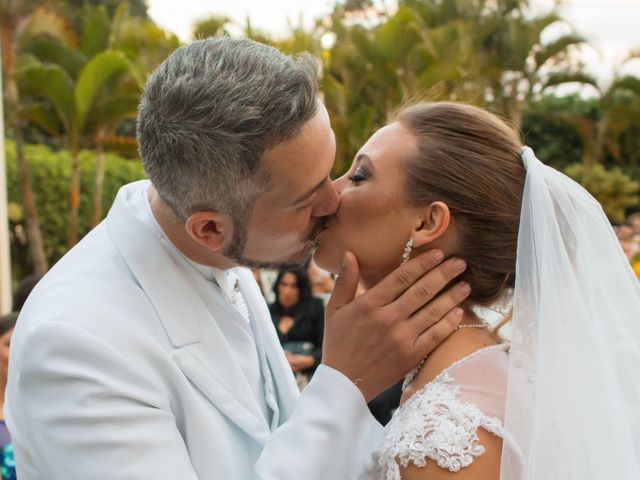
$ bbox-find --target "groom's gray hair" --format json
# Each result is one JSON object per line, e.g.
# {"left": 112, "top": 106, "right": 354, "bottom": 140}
{"left": 137, "top": 37, "right": 319, "bottom": 223}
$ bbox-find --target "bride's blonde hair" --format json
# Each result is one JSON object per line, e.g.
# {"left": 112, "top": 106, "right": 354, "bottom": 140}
{"left": 397, "top": 102, "right": 525, "bottom": 307}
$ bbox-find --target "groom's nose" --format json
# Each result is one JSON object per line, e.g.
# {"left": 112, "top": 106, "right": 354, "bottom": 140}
{"left": 332, "top": 174, "right": 349, "bottom": 194}
{"left": 311, "top": 178, "right": 340, "bottom": 217}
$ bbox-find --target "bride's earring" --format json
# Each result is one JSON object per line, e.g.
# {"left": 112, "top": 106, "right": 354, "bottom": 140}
{"left": 401, "top": 238, "right": 414, "bottom": 265}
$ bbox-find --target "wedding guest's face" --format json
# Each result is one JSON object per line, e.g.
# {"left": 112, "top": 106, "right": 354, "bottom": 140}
{"left": 314, "top": 121, "right": 422, "bottom": 288}
{"left": 277, "top": 272, "right": 301, "bottom": 309}
{"left": 239, "top": 103, "right": 339, "bottom": 268}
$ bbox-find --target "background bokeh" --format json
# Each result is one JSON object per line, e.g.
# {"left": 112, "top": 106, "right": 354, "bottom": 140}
{"left": 2, "top": 0, "right": 640, "bottom": 292}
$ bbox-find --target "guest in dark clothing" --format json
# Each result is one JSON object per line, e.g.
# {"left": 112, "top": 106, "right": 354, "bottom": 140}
{"left": 0, "top": 274, "right": 42, "bottom": 480}
{"left": 367, "top": 381, "right": 402, "bottom": 426}
{"left": 0, "top": 312, "right": 17, "bottom": 480}
{"left": 269, "top": 269, "right": 324, "bottom": 388}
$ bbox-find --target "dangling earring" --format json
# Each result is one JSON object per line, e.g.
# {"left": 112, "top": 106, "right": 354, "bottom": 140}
{"left": 401, "top": 238, "right": 414, "bottom": 265}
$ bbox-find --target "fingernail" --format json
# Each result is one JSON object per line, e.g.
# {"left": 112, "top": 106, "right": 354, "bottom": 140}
{"left": 459, "top": 282, "right": 471, "bottom": 296}
{"left": 342, "top": 252, "right": 348, "bottom": 269}
{"left": 455, "top": 259, "right": 467, "bottom": 271}
{"left": 432, "top": 250, "right": 444, "bottom": 262}
{"left": 454, "top": 307, "right": 464, "bottom": 318}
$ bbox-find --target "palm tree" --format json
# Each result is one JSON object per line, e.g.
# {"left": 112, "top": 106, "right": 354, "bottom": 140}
{"left": 322, "top": 3, "right": 478, "bottom": 172}
{"left": 17, "top": 36, "right": 141, "bottom": 245}
{"left": 559, "top": 74, "right": 640, "bottom": 166}
{"left": 402, "top": 0, "right": 594, "bottom": 130}
{"left": 92, "top": 7, "right": 178, "bottom": 226}
{"left": 0, "top": 2, "right": 66, "bottom": 274}
{"left": 16, "top": 3, "right": 160, "bottom": 241}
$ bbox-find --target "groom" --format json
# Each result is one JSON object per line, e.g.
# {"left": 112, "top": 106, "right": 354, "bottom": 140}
{"left": 5, "top": 38, "right": 468, "bottom": 479}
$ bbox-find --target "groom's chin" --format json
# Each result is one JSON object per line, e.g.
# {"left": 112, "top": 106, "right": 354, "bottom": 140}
{"left": 235, "top": 242, "right": 316, "bottom": 270}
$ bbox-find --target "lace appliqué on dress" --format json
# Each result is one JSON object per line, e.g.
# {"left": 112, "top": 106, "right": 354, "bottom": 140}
{"left": 379, "top": 371, "right": 505, "bottom": 480}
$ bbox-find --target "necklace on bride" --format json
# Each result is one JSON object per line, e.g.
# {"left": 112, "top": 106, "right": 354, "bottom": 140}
{"left": 401, "top": 322, "right": 487, "bottom": 391}
{"left": 398, "top": 238, "right": 488, "bottom": 390}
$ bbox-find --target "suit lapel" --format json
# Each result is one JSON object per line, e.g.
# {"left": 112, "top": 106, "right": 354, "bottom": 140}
{"left": 106, "top": 182, "right": 271, "bottom": 444}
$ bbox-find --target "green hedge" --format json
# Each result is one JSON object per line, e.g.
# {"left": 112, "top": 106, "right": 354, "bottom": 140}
{"left": 5, "top": 141, "right": 146, "bottom": 275}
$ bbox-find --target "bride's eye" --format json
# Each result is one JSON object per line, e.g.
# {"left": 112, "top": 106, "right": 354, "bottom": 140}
{"left": 347, "top": 168, "right": 368, "bottom": 185}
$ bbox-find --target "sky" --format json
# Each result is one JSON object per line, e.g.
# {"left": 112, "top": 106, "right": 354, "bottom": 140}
{"left": 147, "top": 0, "right": 640, "bottom": 87}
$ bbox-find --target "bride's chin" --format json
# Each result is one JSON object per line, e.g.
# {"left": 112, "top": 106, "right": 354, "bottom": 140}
{"left": 313, "top": 244, "right": 342, "bottom": 275}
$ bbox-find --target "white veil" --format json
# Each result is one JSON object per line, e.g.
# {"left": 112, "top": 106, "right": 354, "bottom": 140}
{"left": 500, "top": 147, "right": 640, "bottom": 479}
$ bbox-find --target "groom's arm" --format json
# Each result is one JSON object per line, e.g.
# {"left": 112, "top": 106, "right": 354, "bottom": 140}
{"left": 256, "top": 250, "right": 469, "bottom": 479}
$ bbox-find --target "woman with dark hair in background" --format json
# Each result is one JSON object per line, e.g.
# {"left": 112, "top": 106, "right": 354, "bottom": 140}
{"left": 269, "top": 268, "right": 324, "bottom": 389}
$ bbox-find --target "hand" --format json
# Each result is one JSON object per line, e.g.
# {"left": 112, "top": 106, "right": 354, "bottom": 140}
{"left": 322, "top": 250, "right": 469, "bottom": 402}
{"left": 285, "top": 353, "right": 316, "bottom": 372}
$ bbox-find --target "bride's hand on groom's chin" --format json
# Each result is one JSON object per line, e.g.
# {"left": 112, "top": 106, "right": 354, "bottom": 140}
{"left": 321, "top": 249, "right": 469, "bottom": 402}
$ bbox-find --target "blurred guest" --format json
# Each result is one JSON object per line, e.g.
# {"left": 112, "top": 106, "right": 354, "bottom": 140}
{"left": 628, "top": 212, "right": 640, "bottom": 235}
{"left": 0, "top": 312, "right": 17, "bottom": 480}
{"left": 0, "top": 273, "right": 43, "bottom": 480}
{"left": 307, "top": 260, "right": 335, "bottom": 304}
{"left": 617, "top": 223, "right": 635, "bottom": 242}
{"left": 616, "top": 224, "right": 638, "bottom": 262}
{"left": 269, "top": 269, "right": 324, "bottom": 390}
{"left": 367, "top": 381, "right": 402, "bottom": 426}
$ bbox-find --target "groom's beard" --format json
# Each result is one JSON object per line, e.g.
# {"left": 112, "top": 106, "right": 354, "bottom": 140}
{"left": 223, "top": 219, "right": 321, "bottom": 270}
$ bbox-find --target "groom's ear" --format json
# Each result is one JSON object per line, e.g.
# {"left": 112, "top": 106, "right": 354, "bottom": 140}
{"left": 412, "top": 201, "right": 451, "bottom": 248}
{"left": 185, "top": 210, "right": 233, "bottom": 252}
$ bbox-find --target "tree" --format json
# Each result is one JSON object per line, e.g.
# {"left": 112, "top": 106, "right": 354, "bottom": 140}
{"left": 555, "top": 75, "right": 640, "bottom": 166}
{"left": 401, "top": 0, "right": 594, "bottom": 129}
{"left": 322, "top": 2, "right": 480, "bottom": 172}
{"left": 565, "top": 163, "right": 639, "bottom": 224}
{"left": 193, "top": 15, "right": 231, "bottom": 39}
{"left": 16, "top": 6, "right": 142, "bottom": 244}
{"left": 17, "top": 3, "right": 175, "bottom": 233}
{"left": 0, "top": 2, "right": 65, "bottom": 274}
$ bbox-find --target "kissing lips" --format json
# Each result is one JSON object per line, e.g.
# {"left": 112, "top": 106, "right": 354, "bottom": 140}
{"left": 310, "top": 218, "right": 329, "bottom": 242}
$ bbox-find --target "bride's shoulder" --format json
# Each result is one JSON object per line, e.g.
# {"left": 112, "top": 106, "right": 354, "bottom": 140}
{"left": 378, "top": 330, "right": 508, "bottom": 479}
{"left": 403, "top": 327, "right": 502, "bottom": 399}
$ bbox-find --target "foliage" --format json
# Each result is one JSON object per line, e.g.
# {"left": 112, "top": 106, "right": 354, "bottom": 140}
{"left": 4, "top": 140, "right": 146, "bottom": 275}
{"left": 521, "top": 94, "right": 590, "bottom": 170}
{"left": 564, "top": 163, "right": 640, "bottom": 224}
{"left": 56, "top": 0, "right": 148, "bottom": 32}
{"left": 3, "top": 0, "right": 640, "bottom": 272}
{"left": 322, "top": 0, "right": 592, "bottom": 174}
{"left": 193, "top": 15, "right": 231, "bottom": 39}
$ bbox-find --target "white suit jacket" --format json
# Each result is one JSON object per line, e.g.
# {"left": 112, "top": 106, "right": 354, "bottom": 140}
{"left": 5, "top": 181, "right": 384, "bottom": 479}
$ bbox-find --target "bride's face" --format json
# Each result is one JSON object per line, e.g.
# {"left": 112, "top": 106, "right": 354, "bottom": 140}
{"left": 314, "top": 122, "right": 422, "bottom": 288}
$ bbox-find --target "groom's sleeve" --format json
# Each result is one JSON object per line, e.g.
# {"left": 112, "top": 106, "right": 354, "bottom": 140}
{"left": 255, "top": 364, "right": 385, "bottom": 480}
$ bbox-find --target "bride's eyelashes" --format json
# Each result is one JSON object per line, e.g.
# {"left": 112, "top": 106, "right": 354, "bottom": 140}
{"left": 347, "top": 168, "right": 369, "bottom": 185}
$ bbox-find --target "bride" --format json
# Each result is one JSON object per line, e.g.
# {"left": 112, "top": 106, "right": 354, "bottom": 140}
{"left": 314, "top": 102, "right": 640, "bottom": 479}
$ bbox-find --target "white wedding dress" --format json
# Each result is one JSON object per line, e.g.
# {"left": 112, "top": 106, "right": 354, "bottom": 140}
{"left": 374, "top": 147, "right": 640, "bottom": 479}
{"left": 378, "top": 343, "right": 523, "bottom": 479}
